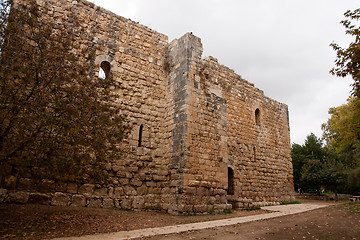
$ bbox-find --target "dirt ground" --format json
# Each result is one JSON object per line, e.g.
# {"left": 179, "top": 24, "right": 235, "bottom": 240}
{"left": 0, "top": 203, "right": 266, "bottom": 240}
{"left": 147, "top": 202, "right": 360, "bottom": 240}
{"left": 0, "top": 200, "right": 359, "bottom": 240}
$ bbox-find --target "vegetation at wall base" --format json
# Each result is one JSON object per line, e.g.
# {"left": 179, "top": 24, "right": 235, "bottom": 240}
{"left": 244, "top": 206, "right": 261, "bottom": 211}
{"left": 280, "top": 201, "right": 301, "bottom": 205}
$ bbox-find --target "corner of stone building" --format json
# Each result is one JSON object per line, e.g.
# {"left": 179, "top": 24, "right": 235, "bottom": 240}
{"left": 166, "top": 32, "right": 206, "bottom": 214}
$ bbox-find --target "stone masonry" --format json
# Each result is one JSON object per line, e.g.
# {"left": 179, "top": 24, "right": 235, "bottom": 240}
{"left": 0, "top": 0, "right": 295, "bottom": 214}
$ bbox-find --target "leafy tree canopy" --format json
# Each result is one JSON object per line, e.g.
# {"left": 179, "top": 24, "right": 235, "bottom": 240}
{"left": 292, "top": 134, "right": 349, "bottom": 195}
{"left": 322, "top": 97, "right": 360, "bottom": 168}
{"left": 291, "top": 133, "right": 325, "bottom": 191}
{"left": 330, "top": 8, "right": 360, "bottom": 97}
{"left": 0, "top": 0, "right": 129, "bottom": 184}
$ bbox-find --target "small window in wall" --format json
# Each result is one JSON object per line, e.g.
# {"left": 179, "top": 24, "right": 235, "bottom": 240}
{"left": 253, "top": 146, "right": 256, "bottom": 161}
{"left": 98, "top": 61, "right": 111, "bottom": 79}
{"left": 255, "top": 108, "right": 261, "bottom": 126}
{"left": 138, "top": 125, "right": 143, "bottom": 147}
{"left": 227, "top": 167, "right": 234, "bottom": 195}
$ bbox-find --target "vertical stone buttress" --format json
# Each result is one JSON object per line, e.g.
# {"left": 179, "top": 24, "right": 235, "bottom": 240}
{"left": 167, "top": 33, "right": 202, "bottom": 213}
{"left": 167, "top": 33, "right": 232, "bottom": 213}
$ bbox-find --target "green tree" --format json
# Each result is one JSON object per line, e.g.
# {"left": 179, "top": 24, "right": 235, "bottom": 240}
{"left": 292, "top": 133, "right": 347, "bottom": 195}
{"left": 349, "top": 168, "right": 360, "bottom": 194}
{"left": 322, "top": 97, "right": 360, "bottom": 167}
{"left": 0, "top": 0, "right": 129, "bottom": 184}
{"left": 330, "top": 8, "right": 360, "bottom": 97}
{"left": 327, "top": 7, "right": 360, "bottom": 195}
{"left": 291, "top": 143, "right": 307, "bottom": 190}
{"left": 322, "top": 98, "right": 360, "bottom": 194}
{"left": 292, "top": 133, "right": 325, "bottom": 192}
{"left": 300, "top": 159, "right": 324, "bottom": 194}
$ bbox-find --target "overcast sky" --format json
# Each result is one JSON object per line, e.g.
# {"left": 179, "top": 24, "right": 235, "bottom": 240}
{"left": 90, "top": 0, "right": 358, "bottom": 145}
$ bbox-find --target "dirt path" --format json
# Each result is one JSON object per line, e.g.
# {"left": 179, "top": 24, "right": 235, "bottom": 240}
{"left": 56, "top": 203, "right": 329, "bottom": 240}
{"left": 0, "top": 204, "right": 266, "bottom": 239}
{"left": 146, "top": 203, "right": 360, "bottom": 240}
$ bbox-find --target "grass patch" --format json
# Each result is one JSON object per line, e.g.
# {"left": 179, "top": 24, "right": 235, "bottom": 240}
{"left": 244, "top": 206, "right": 261, "bottom": 211}
{"left": 280, "top": 201, "right": 301, "bottom": 205}
{"left": 342, "top": 202, "right": 360, "bottom": 215}
{"left": 223, "top": 209, "right": 233, "bottom": 214}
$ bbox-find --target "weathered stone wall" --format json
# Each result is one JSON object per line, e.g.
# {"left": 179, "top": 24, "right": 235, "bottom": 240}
{"left": 165, "top": 33, "right": 294, "bottom": 213}
{"left": 1, "top": 0, "right": 294, "bottom": 214}
{"left": 1, "top": 0, "right": 175, "bottom": 211}
{"left": 197, "top": 56, "right": 295, "bottom": 208}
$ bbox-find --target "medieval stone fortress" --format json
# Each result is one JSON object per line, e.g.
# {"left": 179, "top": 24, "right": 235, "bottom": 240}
{"left": 1, "top": 0, "right": 295, "bottom": 214}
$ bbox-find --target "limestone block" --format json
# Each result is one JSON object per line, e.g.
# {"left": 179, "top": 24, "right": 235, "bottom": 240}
{"left": 28, "top": 193, "right": 51, "bottom": 205}
{"left": 114, "top": 199, "right": 121, "bottom": 209}
{"left": 55, "top": 182, "right": 67, "bottom": 192}
{"left": 112, "top": 164, "right": 121, "bottom": 172}
{"left": 220, "top": 195, "right": 227, "bottom": 204}
{"left": 214, "top": 189, "right": 226, "bottom": 195}
{"left": 78, "top": 184, "right": 95, "bottom": 196}
{"left": 114, "top": 187, "right": 124, "bottom": 197}
{"left": 67, "top": 183, "right": 78, "bottom": 194}
{"left": 88, "top": 198, "right": 102, "bottom": 208}
{"left": 194, "top": 205, "right": 208, "bottom": 213}
{"left": 105, "top": 163, "right": 112, "bottom": 171}
{"left": 153, "top": 175, "right": 166, "bottom": 181}
{"left": 146, "top": 182, "right": 156, "bottom": 187}
{"left": 124, "top": 186, "right": 136, "bottom": 196}
{"left": 38, "top": 179, "right": 55, "bottom": 193}
{"left": 119, "top": 197, "right": 131, "bottom": 210}
{"left": 130, "top": 178, "right": 142, "bottom": 187}
{"left": 71, "top": 195, "right": 86, "bottom": 207}
{"left": 1, "top": 163, "right": 12, "bottom": 176}
{"left": 137, "top": 185, "right": 147, "bottom": 195}
{"left": 94, "top": 188, "right": 108, "bottom": 197}
{"left": 51, "top": 192, "right": 69, "bottom": 206}
{"left": 214, "top": 204, "right": 228, "bottom": 210}
{"left": 108, "top": 187, "right": 114, "bottom": 198}
{"left": 4, "top": 176, "right": 17, "bottom": 190}
{"left": 179, "top": 204, "right": 194, "bottom": 213}
{"left": 160, "top": 187, "right": 170, "bottom": 195}
{"left": 132, "top": 196, "right": 144, "bottom": 209}
{"left": 119, "top": 178, "right": 129, "bottom": 185}
{"left": 103, "top": 198, "right": 115, "bottom": 209}
{"left": 8, "top": 191, "right": 29, "bottom": 204}
{"left": 148, "top": 187, "right": 161, "bottom": 194}
{"left": 17, "top": 178, "right": 33, "bottom": 191}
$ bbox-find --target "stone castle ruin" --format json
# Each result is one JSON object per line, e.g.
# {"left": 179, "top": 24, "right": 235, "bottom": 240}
{"left": 1, "top": 0, "right": 295, "bottom": 214}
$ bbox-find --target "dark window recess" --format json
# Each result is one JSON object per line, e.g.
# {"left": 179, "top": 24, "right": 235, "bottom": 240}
{"left": 253, "top": 146, "right": 256, "bottom": 161}
{"left": 255, "top": 108, "right": 261, "bottom": 126}
{"left": 99, "top": 61, "right": 111, "bottom": 79}
{"left": 138, "top": 125, "right": 143, "bottom": 147}
{"left": 227, "top": 167, "right": 234, "bottom": 195}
